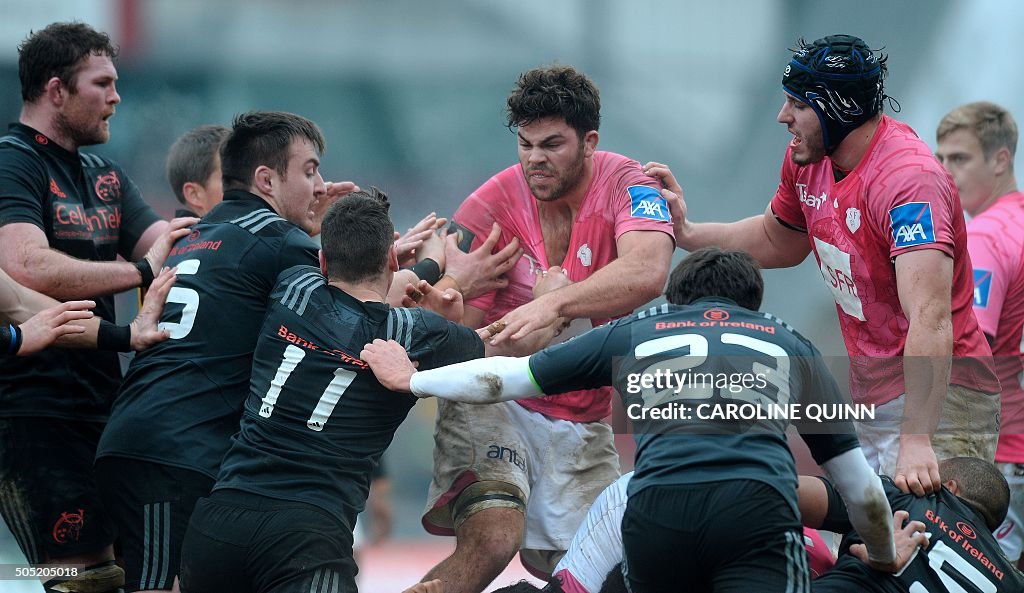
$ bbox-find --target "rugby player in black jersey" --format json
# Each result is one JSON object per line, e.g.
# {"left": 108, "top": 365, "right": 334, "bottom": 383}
{"left": 802, "top": 456, "right": 1024, "bottom": 592}
{"left": 177, "top": 190, "right": 487, "bottom": 593}
{"left": 94, "top": 111, "right": 363, "bottom": 593}
{"left": 0, "top": 22, "right": 194, "bottom": 593}
{"left": 364, "top": 247, "right": 919, "bottom": 593}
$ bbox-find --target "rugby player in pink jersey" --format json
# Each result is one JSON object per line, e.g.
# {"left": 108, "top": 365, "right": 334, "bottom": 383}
{"left": 937, "top": 101, "right": 1024, "bottom": 568}
{"left": 645, "top": 34, "right": 999, "bottom": 497}
{"left": 416, "top": 65, "right": 675, "bottom": 593}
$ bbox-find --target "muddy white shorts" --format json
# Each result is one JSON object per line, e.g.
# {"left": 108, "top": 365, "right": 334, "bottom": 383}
{"left": 855, "top": 385, "right": 999, "bottom": 475}
{"left": 423, "top": 398, "right": 620, "bottom": 574}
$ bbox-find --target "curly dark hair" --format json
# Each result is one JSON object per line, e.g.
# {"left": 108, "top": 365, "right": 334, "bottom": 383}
{"left": 18, "top": 22, "right": 118, "bottom": 103}
{"left": 506, "top": 65, "right": 601, "bottom": 139}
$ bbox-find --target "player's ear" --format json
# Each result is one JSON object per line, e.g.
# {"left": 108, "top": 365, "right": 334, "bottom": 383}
{"left": 44, "top": 77, "right": 65, "bottom": 106}
{"left": 583, "top": 130, "right": 599, "bottom": 157}
{"left": 182, "top": 182, "right": 201, "bottom": 210}
{"left": 942, "top": 479, "right": 958, "bottom": 496}
{"left": 993, "top": 146, "right": 1013, "bottom": 176}
{"left": 318, "top": 250, "right": 328, "bottom": 277}
{"left": 254, "top": 165, "right": 274, "bottom": 196}
{"left": 388, "top": 243, "right": 399, "bottom": 272}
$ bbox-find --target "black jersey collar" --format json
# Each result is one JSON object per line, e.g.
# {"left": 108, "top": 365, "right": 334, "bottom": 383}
{"left": 222, "top": 189, "right": 278, "bottom": 211}
{"left": 327, "top": 283, "right": 390, "bottom": 320}
{"left": 9, "top": 123, "right": 83, "bottom": 166}
{"left": 689, "top": 296, "right": 740, "bottom": 308}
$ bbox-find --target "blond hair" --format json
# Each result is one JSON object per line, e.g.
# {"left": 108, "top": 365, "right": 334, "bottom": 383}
{"left": 937, "top": 101, "right": 1017, "bottom": 167}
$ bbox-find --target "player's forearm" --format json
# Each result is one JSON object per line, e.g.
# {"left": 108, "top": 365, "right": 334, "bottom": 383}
{"left": 683, "top": 216, "right": 804, "bottom": 269}
{"left": 822, "top": 448, "right": 896, "bottom": 564}
{"left": 409, "top": 356, "right": 544, "bottom": 402}
{"left": 12, "top": 248, "right": 143, "bottom": 300}
{"left": 901, "top": 319, "right": 952, "bottom": 436}
{"left": 52, "top": 317, "right": 102, "bottom": 348}
{"left": 2, "top": 275, "right": 105, "bottom": 350}
{"left": 545, "top": 252, "right": 667, "bottom": 322}
{"left": 0, "top": 267, "right": 53, "bottom": 324}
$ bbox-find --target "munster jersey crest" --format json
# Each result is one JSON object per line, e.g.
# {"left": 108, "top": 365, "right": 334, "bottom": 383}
{"left": 94, "top": 171, "right": 121, "bottom": 202}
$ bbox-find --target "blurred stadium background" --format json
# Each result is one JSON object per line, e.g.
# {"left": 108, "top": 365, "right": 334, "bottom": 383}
{"left": 1, "top": 1, "right": 1022, "bottom": 591}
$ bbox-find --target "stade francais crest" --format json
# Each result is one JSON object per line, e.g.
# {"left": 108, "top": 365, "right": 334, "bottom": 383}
{"left": 846, "top": 208, "right": 861, "bottom": 233}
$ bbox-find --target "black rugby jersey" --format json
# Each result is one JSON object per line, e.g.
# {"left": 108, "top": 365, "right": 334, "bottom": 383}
{"left": 0, "top": 123, "right": 159, "bottom": 420}
{"left": 214, "top": 265, "right": 483, "bottom": 528}
{"left": 97, "top": 191, "right": 319, "bottom": 477}
{"left": 527, "top": 297, "right": 859, "bottom": 513}
{"left": 818, "top": 476, "right": 1024, "bottom": 592}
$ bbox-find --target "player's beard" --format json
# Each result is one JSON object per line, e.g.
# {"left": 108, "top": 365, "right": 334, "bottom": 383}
{"left": 790, "top": 125, "right": 826, "bottom": 166}
{"left": 55, "top": 110, "right": 108, "bottom": 148}
{"left": 528, "top": 144, "right": 586, "bottom": 203}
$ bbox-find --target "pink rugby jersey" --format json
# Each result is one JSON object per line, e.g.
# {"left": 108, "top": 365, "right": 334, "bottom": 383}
{"left": 968, "top": 192, "right": 1024, "bottom": 462}
{"left": 771, "top": 115, "right": 998, "bottom": 406}
{"left": 452, "top": 151, "right": 674, "bottom": 422}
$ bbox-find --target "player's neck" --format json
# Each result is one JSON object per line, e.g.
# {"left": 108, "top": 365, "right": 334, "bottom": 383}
{"left": 19, "top": 107, "right": 80, "bottom": 153}
{"left": 971, "top": 177, "right": 1019, "bottom": 216}
{"left": 328, "top": 278, "right": 387, "bottom": 303}
{"left": 830, "top": 115, "right": 881, "bottom": 173}
{"left": 995, "top": 175, "right": 1018, "bottom": 203}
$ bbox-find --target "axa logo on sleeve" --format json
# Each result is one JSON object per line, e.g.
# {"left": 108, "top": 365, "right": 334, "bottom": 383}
{"left": 973, "top": 269, "right": 992, "bottom": 309}
{"left": 628, "top": 186, "right": 670, "bottom": 221}
{"left": 889, "top": 202, "right": 936, "bottom": 248}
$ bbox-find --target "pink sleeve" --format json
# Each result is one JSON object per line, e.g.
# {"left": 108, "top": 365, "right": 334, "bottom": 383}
{"left": 874, "top": 168, "right": 956, "bottom": 259}
{"left": 967, "top": 222, "right": 1011, "bottom": 337}
{"left": 802, "top": 527, "right": 836, "bottom": 578}
{"left": 553, "top": 569, "right": 591, "bottom": 593}
{"left": 769, "top": 148, "right": 807, "bottom": 231}
{"left": 452, "top": 190, "right": 501, "bottom": 313}
{"left": 610, "top": 162, "right": 675, "bottom": 241}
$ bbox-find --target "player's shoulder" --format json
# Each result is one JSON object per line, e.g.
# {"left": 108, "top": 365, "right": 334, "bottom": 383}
{"left": 593, "top": 150, "right": 641, "bottom": 170}
{"left": 867, "top": 116, "right": 949, "bottom": 182}
{"left": 214, "top": 196, "right": 314, "bottom": 246}
{"left": 752, "top": 309, "right": 820, "bottom": 352}
{"left": 397, "top": 306, "right": 481, "bottom": 357}
{"left": 77, "top": 150, "right": 117, "bottom": 170}
{"left": 465, "top": 164, "right": 529, "bottom": 205}
{"left": 0, "top": 133, "right": 46, "bottom": 171}
{"left": 0, "top": 132, "right": 39, "bottom": 157}
{"left": 591, "top": 150, "right": 652, "bottom": 189}
{"left": 272, "top": 264, "right": 323, "bottom": 291}
{"left": 392, "top": 306, "right": 453, "bottom": 339}
{"left": 973, "top": 192, "right": 1024, "bottom": 229}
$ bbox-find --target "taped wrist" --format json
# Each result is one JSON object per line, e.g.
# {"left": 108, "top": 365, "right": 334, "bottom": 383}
{"left": 409, "top": 258, "right": 442, "bottom": 285}
{"left": 97, "top": 320, "right": 132, "bottom": 352}
{"left": 134, "top": 259, "right": 154, "bottom": 288}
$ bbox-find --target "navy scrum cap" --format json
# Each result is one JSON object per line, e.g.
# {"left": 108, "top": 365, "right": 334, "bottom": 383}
{"left": 782, "top": 34, "right": 886, "bottom": 154}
